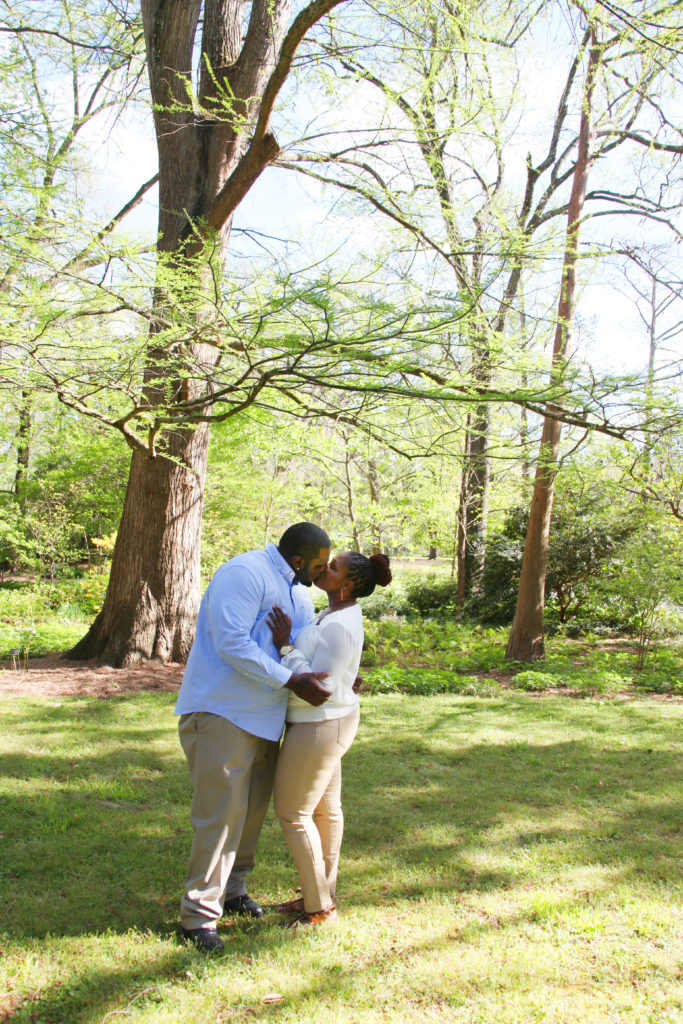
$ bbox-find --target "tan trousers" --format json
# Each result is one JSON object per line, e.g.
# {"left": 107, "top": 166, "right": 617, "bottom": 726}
{"left": 178, "top": 712, "right": 278, "bottom": 930}
{"left": 273, "top": 707, "right": 360, "bottom": 914}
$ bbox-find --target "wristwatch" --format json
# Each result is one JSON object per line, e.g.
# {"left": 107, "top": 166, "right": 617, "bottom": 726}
{"left": 279, "top": 644, "right": 294, "bottom": 656}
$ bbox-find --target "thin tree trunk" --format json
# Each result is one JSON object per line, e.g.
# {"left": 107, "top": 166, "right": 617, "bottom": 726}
{"left": 458, "top": 335, "right": 491, "bottom": 597}
{"left": 506, "top": 29, "right": 600, "bottom": 663}
{"left": 465, "top": 401, "right": 491, "bottom": 591}
{"left": 456, "top": 424, "right": 471, "bottom": 607}
{"left": 641, "top": 275, "right": 658, "bottom": 488}
{"left": 13, "top": 390, "right": 31, "bottom": 498}
{"left": 367, "top": 458, "right": 382, "bottom": 553}
{"left": 343, "top": 446, "right": 361, "bottom": 552}
{"left": 518, "top": 291, "right": 533, "bottom": 482}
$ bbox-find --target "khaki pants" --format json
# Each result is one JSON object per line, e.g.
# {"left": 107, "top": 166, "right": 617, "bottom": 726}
{"left": 178, "top": 712, "right": 278, "bottom": 930}
{"left": 273, "top": 707, "right": 360, "bottom": 914}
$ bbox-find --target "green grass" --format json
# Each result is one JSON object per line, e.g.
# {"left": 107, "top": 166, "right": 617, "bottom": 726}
{"left": 1, "top": 692, "right": 682, "bottom": 1023}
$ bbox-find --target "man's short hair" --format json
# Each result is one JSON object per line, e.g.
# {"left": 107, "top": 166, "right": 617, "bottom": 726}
{"left": 278, "top": 522, "right": 331, "bottom": 561}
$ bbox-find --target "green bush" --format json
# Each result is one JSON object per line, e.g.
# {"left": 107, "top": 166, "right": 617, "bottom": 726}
{"left": 467, "top": 500, "right": 634, "bottom": 628}
{"left": 0, "top": 582, "right": 49, "bottom": 620}
{"left": 365, "top": 664, "right": 501, "bottom": 697}
{"left": 360, "top": 586, "right": 413, "bottom": 620}
{"left": 510, "top": 670, "right": 558, "bottom": 692}
{"left": 0, "top": 621, "right": 85, "bottom": 660}
{"left": 403, "top": 575, "right": 459, "bottom": 615}
{"left": 0, "top": 574, "right": 107, "bottom": 661}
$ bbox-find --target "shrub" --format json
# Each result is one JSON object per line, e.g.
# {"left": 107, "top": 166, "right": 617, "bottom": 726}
{"left": 467, "top": 501, "right": 634, "bottom": 627}
{"left": 510, "top": 670, "right": 558, "bottom": 692}
{"left": 403, "top": 575, "right": 459, "bottom": 616}
{"left": 361, "top": 586, "right": 413, "bottom": 620}
{"left": 365, "top": 664, "right": 501, "bottom": 697}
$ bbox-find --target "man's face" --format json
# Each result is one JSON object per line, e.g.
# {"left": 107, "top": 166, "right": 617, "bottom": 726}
{"left": 293, "top": 547, "right": 330, "bottom": 587}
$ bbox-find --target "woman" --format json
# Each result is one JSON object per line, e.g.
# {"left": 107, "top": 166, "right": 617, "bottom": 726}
{"left": 267, "top": 550, "right": 392, "bottom": 927}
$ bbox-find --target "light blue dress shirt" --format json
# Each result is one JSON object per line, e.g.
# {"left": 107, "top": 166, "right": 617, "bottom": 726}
{"left": 175, "top": 543, "right": 315, "bottom": 740}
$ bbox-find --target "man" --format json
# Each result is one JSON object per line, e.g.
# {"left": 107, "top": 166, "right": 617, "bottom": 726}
{"left": 175, "top": 522, "right": 332, "bottom": 951}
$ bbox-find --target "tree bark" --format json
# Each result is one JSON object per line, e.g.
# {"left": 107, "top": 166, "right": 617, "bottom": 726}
{"left": 506, "top": 29, "right": 600, "bottom": 663}
{"left": 69, "top": 0, "right": 346, "bottom": 664}
{"left": 456, "top": 421, "right": 471, "bottom": 608}
{"left": 463, "top": 397, "right": 491, "bottom": 592}
{"left": 13, "top": 391, "right": 31, "bottom": 499}
{"left": 366, "top": 458, "right": 382, "bottom": 553}
{"left": 343, "top": 445, "right": 361, "bottom": 552}
{"left": 70, "top": 426, "right": 208, "bottom": 664}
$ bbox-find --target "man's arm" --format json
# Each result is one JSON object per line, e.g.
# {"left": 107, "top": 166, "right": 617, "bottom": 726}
{"left": 207, "top": 563, "right": 330, "bottom": 704}
{"left": 285, "top": 673, "right": 332, "bottom": 705}
{"left": 278, "top": 620, "right": 357, "bottom": 706}
{"left": 207, "top": 562, "right": 292, "bottom": 687}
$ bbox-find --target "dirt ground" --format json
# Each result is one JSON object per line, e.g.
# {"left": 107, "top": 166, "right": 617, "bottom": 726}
{"left": 0, "top": 650, "right": 679, "bottom": 702}
{"left": 0, "top": 654, "right": 183, "bottom": 698}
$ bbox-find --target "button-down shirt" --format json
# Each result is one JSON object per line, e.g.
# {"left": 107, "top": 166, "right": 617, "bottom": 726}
{"left": 175, "top": 543, "right": 316, "bottom": 740}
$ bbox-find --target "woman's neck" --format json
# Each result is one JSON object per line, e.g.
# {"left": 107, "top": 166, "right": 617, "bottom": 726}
{"left": 323, "top": 594, "right": 356, "bottom": 614}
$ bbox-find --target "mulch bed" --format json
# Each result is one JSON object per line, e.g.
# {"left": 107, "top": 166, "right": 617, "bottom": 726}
{"left": 0, "top": 654, "right": 183, "bottom": 698}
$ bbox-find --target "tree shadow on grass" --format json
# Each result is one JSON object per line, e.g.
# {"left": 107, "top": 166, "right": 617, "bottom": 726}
{"left": 1, "top": 694, "right": 681, "bottom": 950}
{"left": 1, "top": 944, "right": 189, "bottom": 1024}
{"left": 326, "top": 696, "right": 683, "bottom": 906}
{"left": 0, "top": 697, "right": 191, "bottom": 939}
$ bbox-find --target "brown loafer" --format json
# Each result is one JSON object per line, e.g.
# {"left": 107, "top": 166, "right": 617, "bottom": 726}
{"left": 289, "top": 905, "right": 337, "bottom": 929}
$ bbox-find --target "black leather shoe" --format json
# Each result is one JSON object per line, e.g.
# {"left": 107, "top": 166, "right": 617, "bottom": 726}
{"left": 181, "top": 926, "right": 224, "bottom": 951}
{"left": 224, "top": 894, "right": 264, "bottom": 918}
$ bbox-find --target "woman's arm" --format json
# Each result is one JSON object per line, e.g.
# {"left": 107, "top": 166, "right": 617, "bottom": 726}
{"left": 266, "top": 605, "right": 292, "bottom": 650}
{"left": 286, "top": 620, "right": 358, "bottom": 683}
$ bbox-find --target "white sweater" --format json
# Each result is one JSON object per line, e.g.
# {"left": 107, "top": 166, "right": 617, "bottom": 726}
{"left": 282, "top": 603, "right": 363, "bottom": 723}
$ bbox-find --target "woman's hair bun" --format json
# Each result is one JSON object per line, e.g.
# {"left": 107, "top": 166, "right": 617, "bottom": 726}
{"left": 369, "top": 553, "right": 392, "bottom": 587}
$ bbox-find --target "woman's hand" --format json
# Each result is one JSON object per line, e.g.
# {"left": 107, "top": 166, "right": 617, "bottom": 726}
{"left": 266, "top": 605, "right": 292, "bottom": 651}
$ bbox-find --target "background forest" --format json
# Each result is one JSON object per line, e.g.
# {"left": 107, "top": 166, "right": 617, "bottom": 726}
{"left": 0, "top": 0, "right": 682, "bottom": 679}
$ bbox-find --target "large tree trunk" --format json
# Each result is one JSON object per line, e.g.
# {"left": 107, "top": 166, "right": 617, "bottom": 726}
{"left": 70, "top": 427, "right": 209, "bottom": 664}
{"left": 68, "top": 0, "right": 344, "bottom": 664}
{"left": 506, "top": 29, "right": 600, "bottom": 662}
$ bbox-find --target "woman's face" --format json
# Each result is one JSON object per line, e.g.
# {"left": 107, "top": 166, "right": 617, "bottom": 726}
{"left": 315, "top": 551, "right": 353, "bottom": 596}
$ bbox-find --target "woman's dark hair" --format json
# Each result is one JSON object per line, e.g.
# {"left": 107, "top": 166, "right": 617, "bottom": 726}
{"left": 278, "top": 522, "right": 331, "bottom": 561}
{"left": 347, "top": 552, "right": 392, "bottom": 598}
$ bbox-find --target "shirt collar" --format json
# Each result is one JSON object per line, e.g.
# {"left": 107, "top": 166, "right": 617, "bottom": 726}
{"left": 265, "top": 541, "right": 296, "bottom": 584}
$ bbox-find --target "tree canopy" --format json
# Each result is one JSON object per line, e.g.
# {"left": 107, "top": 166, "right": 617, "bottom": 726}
{"left": 0, "top": 0, "right": 681, "bottom": 664}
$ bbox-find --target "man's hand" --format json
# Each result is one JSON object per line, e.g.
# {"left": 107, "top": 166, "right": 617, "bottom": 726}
{"left": 352, "top": 672, "right": 363, "bottom": 694}
{"left": 286, "top": 672, "right": 331, "bottom": 706}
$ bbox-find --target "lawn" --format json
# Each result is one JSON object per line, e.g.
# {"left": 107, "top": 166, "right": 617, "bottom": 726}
{"left": 1, "top": 692, "right": 682, "bottom": 1023}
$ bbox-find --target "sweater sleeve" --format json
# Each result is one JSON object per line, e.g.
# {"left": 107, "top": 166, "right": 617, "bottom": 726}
{"left": 282, "top": 619, "right": 357, "bottom": 683}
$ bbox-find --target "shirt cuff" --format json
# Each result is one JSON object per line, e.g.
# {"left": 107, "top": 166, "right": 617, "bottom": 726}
{"left": 271, "top": 662, "right": 293, "bottom": 687}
